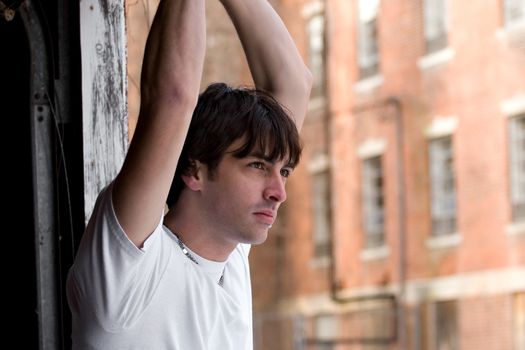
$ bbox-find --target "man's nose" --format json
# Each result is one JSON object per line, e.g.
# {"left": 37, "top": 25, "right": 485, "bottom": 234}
{"left": 263, "top": 172, "right": 287, "bottom": 203}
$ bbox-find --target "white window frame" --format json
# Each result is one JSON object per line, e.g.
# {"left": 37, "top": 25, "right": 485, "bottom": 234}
{"left": 504, "top": 0, "right": 525, "bottom": 29}
{"left": 362, "top": 156, "right": 384, "bottom": 248}
{"left": 428, "top": 136, "right": 457, "bottom": 237}
{"left": 357, "top": 0, "right": 380, "bottom": 79}
{"left": 425, "top": 117, "right": 459, "bottom": 247}
{"left": 308, "top": 153, "right": 332, "bottom": 266}
{"left": 306, "top": 10, "right": 325, "bottom": 98}
{"left": 508, "top": 113, "right": 525, "bottom": 223}
{"left": 502, "top": 94, "right": 525, "bottom": 236}
{"left": 360, "top": 152, "right": 385, "bottom": 250}
{"left": 423, "top": 0, "right": 449, "bottom": 54}
{"left": 358, "top": 139, "right": 388, "bottom": 257}
{"left": 315, "top": 313, "right": 338, "bottom": 347}
{"left": 429, "top": 300, "right": 459, "bottom": 350}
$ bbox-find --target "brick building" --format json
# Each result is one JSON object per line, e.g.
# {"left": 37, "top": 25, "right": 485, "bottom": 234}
{"left": 125, "top": 1, "right": 525, "bottom": 349}
{"left": 249, "top": 0, "right": 525, "bottom": 349}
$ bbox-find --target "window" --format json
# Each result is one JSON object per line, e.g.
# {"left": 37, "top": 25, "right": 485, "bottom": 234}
{"left": 357, "top": 0, "right": 380, "bottom": 79}
{"left": 504, "top": 0, "right": 525, "bottom": 29}
{"left": 509, "top": 114, "right": 525, "bottom": 222}
{"left": 307, "top": 12, "right": 325, "bottom": 97}
{"left": 423, "top": 0, "right": 448, "bottom": 53}
{"left": 362, "top": 156, "right": 385, "bottom": 248}
{"left": 314, "top": 314, "right": 337, "bottom": 350}
{"left": 429, "top": 136, "right": 456, "bottom": 236}
{"left": 312, "top": 170, "right": 331, "bottom": 259}
{"left": 433, "top": 300, "right": 458, "bottom": 350}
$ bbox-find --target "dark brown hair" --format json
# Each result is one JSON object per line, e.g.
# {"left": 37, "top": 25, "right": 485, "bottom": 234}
{"left": 166, "top": 83, "right": 302, "bottom": 208}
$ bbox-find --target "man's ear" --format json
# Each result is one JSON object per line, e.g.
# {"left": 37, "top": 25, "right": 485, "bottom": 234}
{"left": 181, "top": 160, "right": 203, "bottom": 191}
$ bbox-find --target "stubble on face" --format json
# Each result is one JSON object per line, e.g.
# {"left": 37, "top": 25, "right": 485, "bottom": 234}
{"left": 200, "top": 151, "right": 286, "bottom": 246}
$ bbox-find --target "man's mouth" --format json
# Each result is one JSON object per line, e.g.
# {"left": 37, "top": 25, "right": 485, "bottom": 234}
{"left": 253, "top": 209, "right": 275, "bottom": 225}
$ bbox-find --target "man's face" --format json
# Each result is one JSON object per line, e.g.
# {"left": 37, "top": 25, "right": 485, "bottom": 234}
{"left": 198, "top": 140, "right": 293, "bottom": 246}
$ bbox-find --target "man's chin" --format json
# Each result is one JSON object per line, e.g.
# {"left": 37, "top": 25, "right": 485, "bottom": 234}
{"left": 248, "top": 229, "right": 270, "bottom": 245}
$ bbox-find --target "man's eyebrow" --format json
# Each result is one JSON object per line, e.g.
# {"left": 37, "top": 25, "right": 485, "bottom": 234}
{"left": 248, "top": 152, "right": 275, "bottom": 163}
{"left": 248, "top": 152, "right": 296, "bottom": 169}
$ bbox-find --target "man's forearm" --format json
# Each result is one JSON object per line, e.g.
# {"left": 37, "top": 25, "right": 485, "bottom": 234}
{"left": 112, "top": 0, "right": 206, "bottom": 246}
{"left": 141, "top": 0, "right": 206, "bottom": 108}
{"left": 220, "top": 0, "right": 312, "bottom": 129}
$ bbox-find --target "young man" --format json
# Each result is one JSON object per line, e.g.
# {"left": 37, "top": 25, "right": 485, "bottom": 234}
{"left": 66, "top": 0, "right": 311, "bottom": 349}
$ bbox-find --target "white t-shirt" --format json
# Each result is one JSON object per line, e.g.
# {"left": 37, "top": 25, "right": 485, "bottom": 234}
{"left": 67, "top": 185, "right": 253, "bottom": 349}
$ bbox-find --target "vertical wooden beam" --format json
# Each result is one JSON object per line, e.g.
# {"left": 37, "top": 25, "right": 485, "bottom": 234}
{"left": 80, "top": 0, "right": 128, "bottom": 221}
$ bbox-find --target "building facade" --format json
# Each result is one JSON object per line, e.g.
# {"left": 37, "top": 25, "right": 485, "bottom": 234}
{"left": 250, "top": 0, "right": 525, "bottom": 349}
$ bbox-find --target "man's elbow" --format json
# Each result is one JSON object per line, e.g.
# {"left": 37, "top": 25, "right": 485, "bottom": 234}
{"left": 142, "top": 82, "right": 199, "bottom": 113}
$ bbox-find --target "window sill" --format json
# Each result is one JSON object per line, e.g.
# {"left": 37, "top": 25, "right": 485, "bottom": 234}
{"left": 426, "top": 232, "right": 462, "bottom": 250}
{"left": 501, "top": 94, "right": 525, "bottom": 116}
{"left": 353, "top": 74, "right": 384, "bottom": 94}
{"left": 360, "top": 245, "right": 390, "bottom": 261}
{"left": 495, "top": 21, "right": 525, "bottom": 42}
{"left": 417, "top": 47, "right": 455, "bottom": 70}
{"left": 425, "top": 116, "right": 458, "bottom": 139}
{"left": 506, "top": 221, "right": 525, "bottom": 236}
{"left": 310, "top": 255, "right": 332, "bottom": 269}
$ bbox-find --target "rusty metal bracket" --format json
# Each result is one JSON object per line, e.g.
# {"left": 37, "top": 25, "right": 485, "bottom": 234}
{"left": 0, "top": 0, "right": 23, "bottom": 21}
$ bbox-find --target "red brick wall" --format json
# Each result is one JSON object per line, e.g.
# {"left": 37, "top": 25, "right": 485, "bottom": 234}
{"left": 253, "top": 0, "right": 525, "bottom": 347}
{"left": 324, "top": 0, "right": 525, "bottom": 288}
{"left": 460, "top": 294, "right": 513, "bottom": 350}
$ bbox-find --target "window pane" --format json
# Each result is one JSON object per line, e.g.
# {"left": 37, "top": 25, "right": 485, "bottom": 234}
{"left": 504, "top": 0, "right": 525, "bottom": 28}
{"left": 423, "top": 0, "right": 448, "bottom": 53}
{"left": 509, "top": 114, "right": 525, "bottom": 221}
{"left": 435, "top": 301, "right": 458, "bottom": 350}
{"left": 308, "top": 13, "right": 325, "bottom": 96}
{"left": 357, "top": 0, "right": 379, "bottom": 78}
{"left": 429, "top": 136, "right": 457, "bottom": 235}
{"left": 315, "top": 314, "right": 337, "bottom": 349}
{"left": 362, "top": 156, "right": 385, "bottom": 247}
{"left": 312, "top": 170, "right": 331, "bottom": 258}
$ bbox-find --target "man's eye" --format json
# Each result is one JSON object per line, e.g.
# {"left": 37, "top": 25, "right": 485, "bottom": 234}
{"left": 280, "top": 169, "right": 291, "bottom": 178}
{"left": 250, "top": 162, "right": 265, "bottom": 170}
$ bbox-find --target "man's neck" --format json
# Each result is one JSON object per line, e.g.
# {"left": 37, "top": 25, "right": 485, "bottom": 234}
{"left": 163, "top": 198, "right": 237, "bottom": 262}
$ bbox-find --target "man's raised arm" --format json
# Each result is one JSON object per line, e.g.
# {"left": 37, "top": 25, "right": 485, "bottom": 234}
{"left": 112, "top": 0, "right": 206, "bottom": 247}
{"left": 220, "top": 0, "right": 313, "bottom": 130}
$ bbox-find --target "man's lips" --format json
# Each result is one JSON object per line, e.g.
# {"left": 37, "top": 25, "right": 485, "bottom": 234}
{"left": 253, "top": 209, "right": 275, "bottom": 225}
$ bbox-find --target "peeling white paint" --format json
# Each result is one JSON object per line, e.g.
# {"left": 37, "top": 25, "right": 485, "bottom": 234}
{"left": 80, "top": 0, "right": 128, "bottom": 222}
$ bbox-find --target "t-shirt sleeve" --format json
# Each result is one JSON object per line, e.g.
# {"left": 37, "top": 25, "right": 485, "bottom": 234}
{"left": 67, "top": 183, "right": 170, "bottom": 331}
